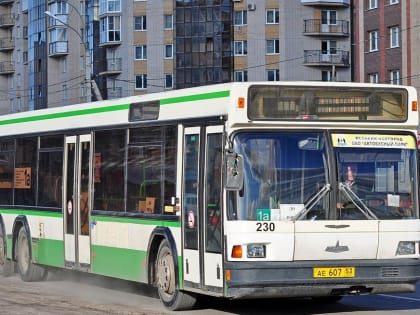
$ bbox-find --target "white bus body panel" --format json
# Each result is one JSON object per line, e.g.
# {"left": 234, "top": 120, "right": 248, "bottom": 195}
{"left": 377, "top": 220, "right": 420, "bottom": 259}
{"left": 294, "top": 221, "right": 379, "bottom": 260}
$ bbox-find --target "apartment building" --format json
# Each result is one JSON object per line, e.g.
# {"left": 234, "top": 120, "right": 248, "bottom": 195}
{"left": 0, "top": 0, "right": 353, "bottom": 114}
{"left": 233, "top": 0, "right": 351, "bottom": 82}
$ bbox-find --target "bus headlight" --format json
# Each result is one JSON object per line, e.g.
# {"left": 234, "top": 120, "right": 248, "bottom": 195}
{"left": 247, "top": 244, "right": 266, "bottom": 258}
{"left": 396, "top": 241, "right": 416, "bottom": 255}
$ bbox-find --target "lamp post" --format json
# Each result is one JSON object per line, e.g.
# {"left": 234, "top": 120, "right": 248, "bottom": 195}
{"left": 45, "top": 9, "right": 92, "bottom": 102}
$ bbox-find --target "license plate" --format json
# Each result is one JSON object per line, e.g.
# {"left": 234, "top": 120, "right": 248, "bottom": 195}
{"left": 313, "top": 267, "right": 355, "bottom": 278}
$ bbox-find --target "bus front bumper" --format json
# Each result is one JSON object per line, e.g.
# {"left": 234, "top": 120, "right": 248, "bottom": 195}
{"left": 224, "top": 259, "right": 420, "bottom": 299}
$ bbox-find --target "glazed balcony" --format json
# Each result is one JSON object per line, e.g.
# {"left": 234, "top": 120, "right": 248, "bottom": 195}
{"left": 303, "top": 19, "right": 349, "bottom": 36}
{"left": 48, "top": 41, "right": 68, "bottom": 57}
{"left": 99, "top": 58, "right": 122, "bottom": 76}
{"left": 0, "top": 61, "right": 14, "bottom": 74}
{"left": 106, "top": 87, "right": 123, "bottom": 99}
{"left": 0, "top": 0, "right": 14, "bottom": 5}
{"left": 0, "top": 13, "right": 14, "bottom": 28}
{"left": 0, "top": 37, "right": 14, "bottom": 51}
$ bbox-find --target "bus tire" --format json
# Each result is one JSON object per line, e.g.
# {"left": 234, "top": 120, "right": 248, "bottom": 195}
{"left": 0, "top": 226, "right": 14, "bottom": 277}
{"left": 16, "top": 226, "right": 47, "bottom": 282}
{"left": 156, "top": 239, "right": 196, "bottom": 311}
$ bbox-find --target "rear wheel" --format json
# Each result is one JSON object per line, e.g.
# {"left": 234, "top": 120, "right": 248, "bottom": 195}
{"left": 16, "top": 227, "right": 47, "bottom": 282}
{"left": 156, "top": 239, "right": 196, "bottom": 310}
{"left": 0, "top": 226, "right": 13, "bottom": 277}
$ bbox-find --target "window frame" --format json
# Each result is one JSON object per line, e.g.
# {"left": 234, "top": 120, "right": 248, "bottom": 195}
{"left": 135, "top": 74, "right": 147, "bottom": 89}
{"left": 390, "top": 26, "right": 399, "bottom": 48}
{"left": 134, "top": 15, "right": 147, "bottom": 31}
{"left": 234, "top": 10, "right": 247, "bottom": 26}
{"left": 369, "top": 30, "right": 379, "bottom": 52}
{"left": 234, "top": 40, "right": 247, "bottom": 56}
{"left": 135, "top": 45, "right": 147, "bottom": 60}
{"left": 266, "top": 39, "right": 280, "bottom": 55}
{"left": 266, "top": 9, "right": 279, "bottom": 24}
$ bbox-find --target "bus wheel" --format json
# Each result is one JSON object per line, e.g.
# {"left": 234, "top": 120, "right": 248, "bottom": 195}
{"left": 156, "top": 239, "right": 196, "bottom": 310}
{"left": 0, "top": 226, "right": 14, "bottom": 277}
{"left": 16, "top": 227, "right": 47, "bottom": 282}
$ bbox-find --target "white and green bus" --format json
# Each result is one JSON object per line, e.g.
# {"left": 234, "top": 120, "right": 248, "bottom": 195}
{"left": 0, "top": 82, "right": 419, "bottom": 310}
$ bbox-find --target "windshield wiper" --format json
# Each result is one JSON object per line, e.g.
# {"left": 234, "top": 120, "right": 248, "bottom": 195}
{"left": 338, "top": 182, "right": 378, "bottom": 220}
{"left": 293, "top": 184, "right": 331, "bottom": 221}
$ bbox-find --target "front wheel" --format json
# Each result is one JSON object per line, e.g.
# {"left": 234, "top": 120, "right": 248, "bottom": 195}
{"left": 16, "top": 226, "right": 47, "bottom": 282}
{"left": 0, "top": 226, "right": 14, "bottom": 277}
{"left": 156, "top": 239, "right": 196, "bottom": 310}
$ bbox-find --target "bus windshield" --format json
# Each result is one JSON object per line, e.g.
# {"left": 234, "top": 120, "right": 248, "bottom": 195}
{"left": 228, "top": 132, "right": 418, "bottom": 221}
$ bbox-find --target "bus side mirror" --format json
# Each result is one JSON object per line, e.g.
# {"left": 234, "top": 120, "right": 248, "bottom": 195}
{"left": 225, "top": 153, "right": 244, "bottom": 191}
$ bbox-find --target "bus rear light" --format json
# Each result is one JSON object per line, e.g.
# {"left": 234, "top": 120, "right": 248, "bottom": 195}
{"left": 225, "top": 269, "right": 231, "bottom": 281}
{"left": 231, "top": 245, "right": 243, "bottom": 258}
{"left": 396, "top": 241, "right": 416, "bottom": 256}
{"left": 412, "top": 101, "right": 418, "bottom": 111}
{"left": 247, "top": 244, "right": 266, "bottom": 258}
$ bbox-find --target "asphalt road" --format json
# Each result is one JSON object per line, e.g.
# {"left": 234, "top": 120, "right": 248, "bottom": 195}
{"left": 0, "top": 270, "right": 419, "bottom": 315}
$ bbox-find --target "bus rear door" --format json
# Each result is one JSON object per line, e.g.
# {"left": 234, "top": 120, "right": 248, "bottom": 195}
{"left": 63, "top": 134, "right": 92, "bottom": 270}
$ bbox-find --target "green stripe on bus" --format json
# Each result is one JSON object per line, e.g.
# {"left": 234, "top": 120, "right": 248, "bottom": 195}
{"left": 91, "top": 245, "right": 147, "bottom": 282}
{"left": 160, "top": 90, "right": 230, "bottom": 105}
{"left": 0, "top": 104, "right": 130, "bottom": 126}
{"left": 0, "top": 209, "right": 62, "bottom": 218}
{"left": 33, "top": 238, "right": 65, "bottom": 268}
{"left": 92, "top": 215, "right": 181, "bottom": 227}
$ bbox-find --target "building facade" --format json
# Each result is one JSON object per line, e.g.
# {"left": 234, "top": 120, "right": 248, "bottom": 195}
{"left": 353, "top": 0, "right": 412, "bottom": 86}
{"left": 0, "top": 0, "right": 353, "bottom": 113}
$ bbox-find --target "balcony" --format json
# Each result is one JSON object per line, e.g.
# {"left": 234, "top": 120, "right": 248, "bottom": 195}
{"left": 0, "top": 0, "right": 14, "bottom": 5}
{"left": 0, "top": 37, "right": 14, "bottom": 51}
{"left": 107, "top": 87, "right": 123, "bottom": 99}
{"left": 0, "top": 61, "right": 14, "bottom": 74}
{"left": 48, "top": 41, "right": 68, "bottom": 57}
{"left": 304, "top": 50, "right": 350, "bottom": 67}
{"left": 0, "top": 14, "right": 14, "bottom": 28}
{"left": 304, "top": 20, "right": 349, "bottom": 36}
{"left": 99, "top": 58, "right": 122, "bottom": 76}
{"left": 301, "top": 0, "right": 350, "bottom": 6}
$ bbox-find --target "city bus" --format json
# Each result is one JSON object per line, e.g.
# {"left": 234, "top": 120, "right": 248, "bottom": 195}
{"left": 0, "top": 82, "right": 419, "bottom": 310}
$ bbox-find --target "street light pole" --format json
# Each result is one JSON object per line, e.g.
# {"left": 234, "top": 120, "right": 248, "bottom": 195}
{"left": 45, "top": 10, "right": 93, "bottom": 102}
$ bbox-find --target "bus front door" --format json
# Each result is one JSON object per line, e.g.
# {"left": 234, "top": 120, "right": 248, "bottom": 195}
{"left": 63, "top": 135, "right": 92, "bottom": 270}
{"left": 181, "top": 126, "right": 223, "bottom": 294}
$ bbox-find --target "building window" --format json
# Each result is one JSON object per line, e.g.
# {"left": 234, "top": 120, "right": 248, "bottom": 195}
{"left": 266, "top": 39, "right": 280, "bottom": 55}
{"left": 164, "top": 14, "right": 173, "bottom": 29}
{"left": 390, "top": 26, "right": 399, "bottom": 48}
{"left": 369, "top": 0, "right": 378, "bottom": 9}
{"left": 49, "top": 1, "right": 68, "bottom": 15}
{"left": 165, "top": 44, "right": 173, "bottom": 59}
{"left": 134, "top": 16, "right": 147, "bottom": 31}
{"left": 135, "top": 74, "right": 147, "bottom": 89}
{"left": 266, "top": 9, "right": 279, "bottom": 24}
{"left": 165, "top": 74, "right": 173, "bottom": 89}
{"left": 321, "top": 10, "right": 337, "bottom": 25}
{"left": 390, "top": 70, "right": 400, "bottom": 85}
{"left": 369, "top": 30, "right": 378, "bottom": 52}
{"left": 234, "top": 40, "right": 247, "bottom": 56}
{"left": 267, "top": 69, "right": 279, "bottom": 81}
{"left": 234, "top": 10, "right": 247, "bottom": 26}
{"left": 100, "top": 16, "right": 121, "bottom": 43}
{"left": 390, "top": 0, "right": 399, "bottom": 4}
{"left": 135, "top": 45, "right": 147, "bottom": 60}
{"left": 369, "top": 73, "right": 379, "bottom": 83}
{"left": 321, "top": 70, "right": 335, "bottom": 81}
{"left": 321, "top": 40, "right": 337, "bottom": 54}
{"left": 100, "top": 0, "right": 121, "bottom": 14}
{"left": 234, "top": 71, "right": 248, "bottom": 82}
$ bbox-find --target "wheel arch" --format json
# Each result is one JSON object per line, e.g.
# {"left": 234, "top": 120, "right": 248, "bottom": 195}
{"left": 147, "top": 226, "right": 179, "bottom": 287}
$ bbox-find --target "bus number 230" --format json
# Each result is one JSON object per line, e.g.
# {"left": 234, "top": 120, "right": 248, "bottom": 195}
{"left": 256, "top": 222, "right": 275, "bottom": 232}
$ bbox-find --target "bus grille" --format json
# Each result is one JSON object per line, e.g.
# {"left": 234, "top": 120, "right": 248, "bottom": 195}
{"left": 381, "top": 267, "right": 400, "bottom": 277}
